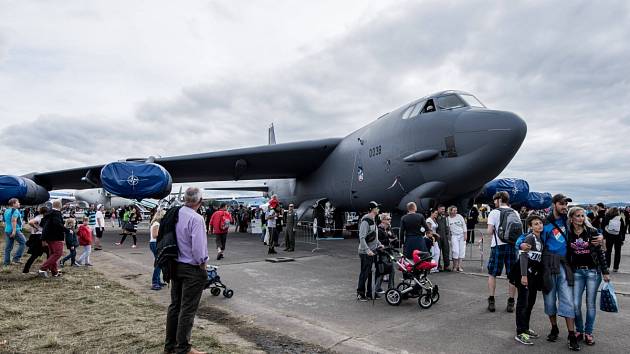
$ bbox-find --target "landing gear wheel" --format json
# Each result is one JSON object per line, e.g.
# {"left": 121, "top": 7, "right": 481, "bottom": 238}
{"left": 223, "top": 289, "right": 234, "bottom": 298}
{"left": 418, "top": 294, "right": 433, "bottom": 309}
{"left": 385, "top": 289, "right": 402, "bottom": 306}
{"left": 210, "top": 287, "right": 221, "bottom": 296}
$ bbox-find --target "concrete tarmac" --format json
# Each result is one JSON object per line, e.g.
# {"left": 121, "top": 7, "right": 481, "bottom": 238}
{"left": 94, "top": 226, "right": 630, "bottom": 353}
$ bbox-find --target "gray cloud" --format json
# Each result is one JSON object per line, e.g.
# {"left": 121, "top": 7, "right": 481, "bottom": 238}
{"left": 0, "top": 31, "right": 6, "bottom": 62}
{"left": 2, "top": 0, "right": 629, "bottom": 203}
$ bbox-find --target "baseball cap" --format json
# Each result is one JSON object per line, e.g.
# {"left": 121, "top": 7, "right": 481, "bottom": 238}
{"left": 368, "top": 201, "right": 381, "bottom": 210}
{"left": 551, "top": 194, "right": 572, "bottom": 204}
{"left": 97, "top": 204, "right": 103, "bottom": 210}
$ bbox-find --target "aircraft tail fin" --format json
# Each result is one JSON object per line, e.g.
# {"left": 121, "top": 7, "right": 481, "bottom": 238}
{"left": 268, "top": 123, "right": 276, "bottom": 145}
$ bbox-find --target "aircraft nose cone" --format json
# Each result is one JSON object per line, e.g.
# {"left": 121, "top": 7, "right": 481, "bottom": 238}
{"left": 448, "top": 109, "right": 527, "bottom": 191}
{"left": 455, "top": 109, "right": 527, "bottom": 148}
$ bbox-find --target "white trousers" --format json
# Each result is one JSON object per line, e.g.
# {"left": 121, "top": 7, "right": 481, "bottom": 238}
{"left": 451, "top": 234, "right": 466, "bottom": 259}
{"left": 431, "top": 243, "right": 441, "bottom": 272}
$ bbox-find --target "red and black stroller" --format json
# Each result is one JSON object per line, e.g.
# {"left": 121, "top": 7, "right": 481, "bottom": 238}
{"left": 384, "top": 249, "right": 440, "bottom": 309}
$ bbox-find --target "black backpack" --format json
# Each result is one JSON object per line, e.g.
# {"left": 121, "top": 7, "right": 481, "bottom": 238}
{"left": 155, "top": 206, "right": 182, "bottom": 283}
{"left": 363, "top": 217, "right": 377, "bottom": 243}
{"left": 497, "top": 208, "right": 523, "bottom": 244}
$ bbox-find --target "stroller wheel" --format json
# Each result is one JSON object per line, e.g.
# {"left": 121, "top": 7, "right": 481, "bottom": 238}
{"left": 431, "top": 285, "right": 440, "bottom": 303}
{"left": 418, "top": 294, "right": 433, "bottom": 309}
{"left": 210, "top": 287, "right": 221, "bottom": 296}
{"left": 223, "top": 289, "right": 234, "bottom": 298}
{"left": 396, "top": 283, "right": 410, "bottom": 299}
{"left": 431, "top": 291, "right": 440, "bottom": 303}
{"left": 385, "top": 289, "right": 402, "bottom": 306}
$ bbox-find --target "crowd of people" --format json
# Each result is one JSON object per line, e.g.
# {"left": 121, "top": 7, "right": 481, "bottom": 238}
{"left": 354, "top": 192, "right": 627, "bottom": 351}
{"left": 1, "top": 200, "right": 147, "bottom": 276}
{"left": 2, "top": 198, "right": 101, "bottom": 277}
{"left": 2, "top": 190, "right": 628, "bottom": 353}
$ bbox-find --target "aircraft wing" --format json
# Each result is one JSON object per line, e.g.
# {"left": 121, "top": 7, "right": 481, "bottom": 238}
{"left": 29, "top": 138, "right": 342, "bottom": 190}
{"left": 204, "top": 186, "right": 269, "bottom": 192}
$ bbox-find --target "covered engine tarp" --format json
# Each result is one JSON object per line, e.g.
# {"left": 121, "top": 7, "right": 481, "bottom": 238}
{"left": 479, "top": 178, "right": 530, "bottom": 204}
{"left": 524, "top": 192, "right": 552, "bottom": 210}
{"left": 0, "top": 175, "right": 50, "bottom": 205}
{"left": 100, "top": 162, "right": 172, "bottom": 200}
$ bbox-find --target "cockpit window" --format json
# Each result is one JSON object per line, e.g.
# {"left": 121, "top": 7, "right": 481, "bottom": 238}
{"left": 410, "top": 100, "right": 425, "bottom": 117}
{"left": 436, "top": 95, "right": 465, "bottom": 110}
{"left": 402, "top": 105, "right": 414, "bottom": 119}
{"left": 459, "top": 94, "right": 486, "bottom": 108}
{"left": 422, "top": 99, "right": 436, "bottom": 113}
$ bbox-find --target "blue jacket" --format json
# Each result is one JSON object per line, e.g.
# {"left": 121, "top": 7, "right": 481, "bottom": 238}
{"left": 515, "top": 212, "right": 568, "bottom": 257}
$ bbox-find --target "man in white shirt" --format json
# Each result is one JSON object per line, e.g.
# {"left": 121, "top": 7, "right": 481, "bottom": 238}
{"left": 94, "top": 204, "right": 106, "bottom": 251}
{"left": 447, "top": 206, "right": 467, "bottom": 272}
{"left": 486, "top": 191, "right": 518, "bottom": 313}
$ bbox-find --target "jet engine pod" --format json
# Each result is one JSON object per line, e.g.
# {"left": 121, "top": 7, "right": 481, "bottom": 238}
{"left": 524, "top": 192, "right": 552, "bottom": 210}
{"left": 0, "top": 175, "right": 50, "bottom": 205}
{"left": 479, "top": 178, "right": 530, "bottom": 205}
{"left": 100, "top": 162, "right": 172, "bottom": 200}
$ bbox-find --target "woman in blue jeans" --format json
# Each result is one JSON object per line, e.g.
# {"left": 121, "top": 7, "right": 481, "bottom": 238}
{"left": 149, "top": 210, "right": 166, "bottom": 290}
{"left": 566, "top": 207, "right": 610, "bottom": 346}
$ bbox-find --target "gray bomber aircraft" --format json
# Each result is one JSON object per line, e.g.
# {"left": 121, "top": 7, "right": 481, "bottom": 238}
{"left": 2, "top": 90, "right": 526, "bottom": 220}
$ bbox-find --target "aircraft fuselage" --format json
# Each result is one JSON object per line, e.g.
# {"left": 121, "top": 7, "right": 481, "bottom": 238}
{"left": 268, "top": 90, "right": 527, "bottom": 212}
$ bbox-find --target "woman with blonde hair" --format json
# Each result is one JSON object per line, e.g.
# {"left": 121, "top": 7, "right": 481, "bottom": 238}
{"left": 149, "top": 209, "right": 167, "bottom": 290}
{"left": 567, "top": 206, "right": 609, "bottom": 346}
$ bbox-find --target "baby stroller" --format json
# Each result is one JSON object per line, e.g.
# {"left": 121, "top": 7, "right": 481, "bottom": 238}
{"left": 204, "top": 265, "right": 234, "bottom": 298}
{"left": 384, "top": 249, "right": 439, "bottom": 309}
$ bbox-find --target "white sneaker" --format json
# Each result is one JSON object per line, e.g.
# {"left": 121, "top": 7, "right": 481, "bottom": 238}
{"left": 38, "top": 270, "right": 49, "bottom": 278}
{"left": 131, "top": 245, "right": 137, "bottom": 248}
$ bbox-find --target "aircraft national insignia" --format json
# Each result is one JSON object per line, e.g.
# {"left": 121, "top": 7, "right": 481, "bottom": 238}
{"left": 126, "top": 173, "right": 140, "bottom": 187}
{"left": 357, "top": 166, "right": 364, "bottom": 182}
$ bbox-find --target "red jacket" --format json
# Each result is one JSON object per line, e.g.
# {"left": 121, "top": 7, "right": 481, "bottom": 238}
{"left": 209, "top": 210, "right": 232, "bottom": 235}
{"left": 77, "top": 225, "right": 93, "bottom": 246}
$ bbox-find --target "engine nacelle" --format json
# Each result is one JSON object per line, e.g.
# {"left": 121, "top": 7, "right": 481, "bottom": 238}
{"left": 478, "top": 178, "right": 530, "bottom": 204}
{"left": 100, "top": 162, "right": 172, "bottom": 200}
{"left": 524, "top": 192, "right": 552, "bottom": 210}
{"left": 0, "top": 175, "right": 50, "bottom": 205}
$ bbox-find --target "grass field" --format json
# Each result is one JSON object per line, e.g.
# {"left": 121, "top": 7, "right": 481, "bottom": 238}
{"left": 0, "top": 236, "right": 229, "bottom": 354}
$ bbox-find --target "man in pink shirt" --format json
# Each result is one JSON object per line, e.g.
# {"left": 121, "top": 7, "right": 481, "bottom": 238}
{"left": 164, "top": 187, "right": 208, "bottom": 354}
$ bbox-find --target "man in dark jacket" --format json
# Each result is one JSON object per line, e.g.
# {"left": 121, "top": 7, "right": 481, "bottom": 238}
{"left": 590, "top": 203, "right": 606, "bottom": 231}
{"left": 436, "top": 205, "right": 450, "bottom": 271}
{"left": 467, "top": 205, "right": 480, "bottom": 244}
{"left": 283, "top": 204, "right": 298, "bottom": 252}
{"left": 39, "top": 200, "right": 65, "bottom": 277}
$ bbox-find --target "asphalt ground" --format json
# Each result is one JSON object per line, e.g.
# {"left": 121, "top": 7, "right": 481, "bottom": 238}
{"left": 93, "top": 225, "right": 630, "bottom": 353}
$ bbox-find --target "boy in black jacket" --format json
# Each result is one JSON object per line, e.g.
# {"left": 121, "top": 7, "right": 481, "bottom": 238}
{"left": 511, "top": 215, "right": 545, "bottom": 345}
{"left": 61, "top": 218, "right": 79, "bottom": 267}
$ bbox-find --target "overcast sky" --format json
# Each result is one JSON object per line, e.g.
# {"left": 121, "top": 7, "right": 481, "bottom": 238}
{"left": 1, "top": 0, "right": 629, "bottom": 203}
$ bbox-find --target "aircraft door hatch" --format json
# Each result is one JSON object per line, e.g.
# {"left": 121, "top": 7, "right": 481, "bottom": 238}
{"left": 443, "top": 136, "right": 458, "bottom": 157}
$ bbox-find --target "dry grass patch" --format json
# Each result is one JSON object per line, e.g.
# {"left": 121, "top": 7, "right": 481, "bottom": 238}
{"left": 0, "top": 239, "right": 230, "bottom": 353}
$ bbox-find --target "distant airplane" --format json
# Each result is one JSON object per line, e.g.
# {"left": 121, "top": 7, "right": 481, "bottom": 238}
{"left": 48, "top": 190, "right": 76, "bottom": 203}
{"left": 73, "top": 189, "right": 134, "bottom": 209}
{"left": 2, "top": 90, "right": 526, "bottom": 221}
